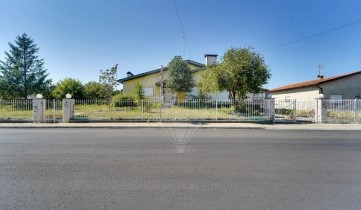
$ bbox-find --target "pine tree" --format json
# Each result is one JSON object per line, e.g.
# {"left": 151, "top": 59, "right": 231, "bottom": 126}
{"left": 0, "top": 33, "right": 50, "bottom": 99}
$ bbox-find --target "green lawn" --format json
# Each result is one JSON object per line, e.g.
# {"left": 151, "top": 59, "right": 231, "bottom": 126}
{"left": 0, "top": 105, "right": 33, "bottom": 121}
{"left": 0, "top": 105, "right": 62, "bottom": 122}
{"left": 0, "top": 103, "right": 270, "bottom": 122}
{"left": 73, "top": 104, "right": 269, "bottom": 121}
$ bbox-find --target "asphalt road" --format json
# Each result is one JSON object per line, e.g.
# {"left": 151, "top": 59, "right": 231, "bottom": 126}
{"left": 1, "top": 128, "right": 361, "bottom": 210}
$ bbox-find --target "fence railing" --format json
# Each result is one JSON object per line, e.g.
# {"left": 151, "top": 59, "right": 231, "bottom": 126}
{"left": 44, "top": 99, "right": 63, "bottom": 123}
{"left": 0, "top": 99, "right": 33, "bottom": 122}
{"left": 2, "top": 98, "right": 361, "bottom": 124}
{"left": 326, "top": 99, "right": 361, "bottom": 123}
{"left": 275, "top": 99, "right": 315, "bottom": 122}
{"left": 0, "top": 99, "right": 63, "bottom": 123}
{"left": 73, "top": 98, "right": 273, "bottom": 122}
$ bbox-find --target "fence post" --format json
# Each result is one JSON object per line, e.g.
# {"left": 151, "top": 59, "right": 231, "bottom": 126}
{"left": 159, "top": 99, "right": 162, "bottom": 122}
{"left": 63, "top": 98, "right": 75, "bottom": 123}
{"left": 269, "top": 98, "right": 275, "bottom": 123}
{"left": 264, "top": 98, "right": 275, "bottom": 123}
{"left": 43, "top": 99, "right": 46, "bottom": 123}
{"left": 315, "top": 97, "right": 328, "bottom": 123}
{"left": 33, "top": 98, "right": 46, "bottom": 123}
{"left": 141, "top": 99, "right": 144, "bottom": 121}
{"left": 293, "top": 99, "right": 297, "bottom": 122}
{"left": 354, "top": 98, "right": 357, "bottom": 124}
{"left": 53, "top": 99, "right": 56, "bottom": 123}
{"left": 215, "top": 99, "right": 218, "bottom": 121}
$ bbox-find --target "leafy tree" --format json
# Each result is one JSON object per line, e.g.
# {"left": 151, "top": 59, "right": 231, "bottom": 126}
{"left": 198, "top": 64, "right": 220, "bottom": 95}
{"left": 167, "top": 56, "right": 194, "bottom": 96}
{"left": 133, "top": 81, "right": 145, "bottom": 107}
{"left": 134, "top": 82, "right": 145, "bottom": 101}
{"left": 199, "top": 47, "right": 271, "bottom": 101}
{"left": 52, "top": 78, "right": 85, "bottom": 99}
{"left": 0, "top": 33, "right": 51, "bottom": 99}
{"left": 99, "top": 64, "right": 118, "bottom": 100}
{"left": 84, "top": 81, "right": 108, "bottom": 99}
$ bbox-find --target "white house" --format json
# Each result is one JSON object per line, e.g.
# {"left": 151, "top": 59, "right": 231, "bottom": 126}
{"left": 269, "top": 70, "right": 361, "bottom": 100}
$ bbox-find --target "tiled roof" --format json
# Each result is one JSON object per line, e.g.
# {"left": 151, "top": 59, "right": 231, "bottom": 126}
{"left": 118, "top": 60, "right": 205, "bottom": 83}
{"left": 270, "top": 70, "right": 361, "bottom": 92}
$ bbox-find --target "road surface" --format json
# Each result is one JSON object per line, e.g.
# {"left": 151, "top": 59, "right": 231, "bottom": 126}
{"left": 1, "top": 128, "right": 361, "bottom": 209}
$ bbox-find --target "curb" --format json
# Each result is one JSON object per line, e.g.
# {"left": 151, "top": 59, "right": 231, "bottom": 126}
{"left": 0, "top": 123, "right": 361, "bottom": 130}
{"left": 0, "top": 125, "right": 266, "bottom": 130}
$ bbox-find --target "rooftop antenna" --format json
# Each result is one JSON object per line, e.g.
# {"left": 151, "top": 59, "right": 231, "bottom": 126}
{"left": 317, "top": 64, "right": 324, "bottom": 79}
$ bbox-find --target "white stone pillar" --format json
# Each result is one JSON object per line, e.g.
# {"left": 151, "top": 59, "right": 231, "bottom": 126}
{"left": 315, "top": 94, "right": 328, "bottom": 123}
{"left": 63, "top": 99, "right": 75, "bottom": 123}
{"left": 33, "top": 99, "right": 45, "bottom": 123}
{"left": 265, "top": 98, "right": 275, "bottom": 123}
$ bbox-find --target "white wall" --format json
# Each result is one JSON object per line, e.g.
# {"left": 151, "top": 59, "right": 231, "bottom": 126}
{"left": 271, "top": 73, "right": 361, "bottom": 100}
{"left": 271, "top": 87, "right": 320, "bottom": 100}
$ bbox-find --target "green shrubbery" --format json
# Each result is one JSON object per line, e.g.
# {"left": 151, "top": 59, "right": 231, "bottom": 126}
{"left": 112, "top": 93, "right": 137, "bottom": 107}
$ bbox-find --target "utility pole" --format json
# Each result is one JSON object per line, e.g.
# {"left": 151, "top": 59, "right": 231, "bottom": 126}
{"left": 160, "top": 65, "right": 164, "bottom": 102}
{"left": 160, "top": 65, "right": 164, "bottom": 123}
{"left": 23, "top": 43, "right": 27, "bottom": 99}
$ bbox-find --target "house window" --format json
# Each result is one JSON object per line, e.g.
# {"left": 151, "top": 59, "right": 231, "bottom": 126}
{"left": 285, "top": 96, "right": 291, "bottom": 102}
{"left": 330, "top": 94, "right": 342, "bottom": 100}
{"left": 144, "top": 88, "right": 154, "bottom": 96}
{"left": 330, "top": 94, "right": 343, "bottom": 107}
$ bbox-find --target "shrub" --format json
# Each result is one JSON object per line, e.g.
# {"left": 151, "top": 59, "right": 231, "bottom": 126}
{"left": 275, "top": 108, "right": 292, "bottom": 115}
{"left": 112, "top": 93, "right": 136, "bottom": 107}
{"left": 52, "top": 78, "right": 85, "bottom": 99}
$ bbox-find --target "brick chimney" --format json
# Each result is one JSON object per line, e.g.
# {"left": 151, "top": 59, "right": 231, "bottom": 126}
{"left": 204, "top": 54, "right": 218, "bottom": 66}
{"left": 126, "top": 71, "right": 134, "bottom": 77}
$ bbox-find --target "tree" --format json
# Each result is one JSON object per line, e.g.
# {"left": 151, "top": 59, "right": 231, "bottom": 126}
{"left": 133, "top": 81, "right": 145, "bottom": 106}
{"left": 167, "top": 56, "right": 194, "bottom": 97}
{"left": 199, "top": 47, "right": 271, "bottom": 101}
{"left": 99, "top": 64, "right": 118, "bottom": 100}
{"left": 134, "top": 82, "right": 145, "bottom": 101}
{"left": 42, "top": 80, "right": 56, "bottom": 99}
{"left": 0, "top": 33, "right": 51, "bottom": 99}
{"left": 52, "top": 78, "right": 85, "bottom": 99}
{"left": 84, "top": 81, "right": 108, "bottom": 99}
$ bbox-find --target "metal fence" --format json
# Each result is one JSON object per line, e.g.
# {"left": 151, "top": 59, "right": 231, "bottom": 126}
{"left": 0, "top": 99, "right": 33, "bottom": 122}
{"left": 2, "top": 98, "right": 361, "bottom": 124}
{"left": 326, "top": 99, "right": 361, "bottom": 123}
{"left": 0, "top": 99, "right": 63, "bottom": 123}
{"left": 275, "top": 99, "right": 315, "bottom": 122}
{"left": 44, "top": 99, "right": 63, "bottom": 123}
{"left": 73, "top": 99, "right": 141, "bottom": 121}
{"left": 73, "top": 98, "right": 273, "bottom": 122}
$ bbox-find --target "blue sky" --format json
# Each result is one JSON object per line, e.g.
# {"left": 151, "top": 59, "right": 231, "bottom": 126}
{"left": 0, "top": 0, "right": 360, "bottom": 90}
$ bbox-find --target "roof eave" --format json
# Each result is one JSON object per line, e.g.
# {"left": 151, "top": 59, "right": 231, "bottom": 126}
{"left": 118, "top": 60, "right": 206, "bottom": 83}
{"left": 269, "top": 84, "right": 319, "bottom": 93}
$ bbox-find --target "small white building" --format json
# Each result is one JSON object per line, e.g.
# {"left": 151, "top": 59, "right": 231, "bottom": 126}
{"left": 269, "top": 70, "right": 361, "bottom": 100}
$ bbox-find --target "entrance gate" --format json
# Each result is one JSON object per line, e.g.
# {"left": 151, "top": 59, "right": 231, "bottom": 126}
{"left": 274, "top": 99, "right": 315, "bottom": 123}
{"left": 44, "top": 99, "right": 63, "bottom": 123}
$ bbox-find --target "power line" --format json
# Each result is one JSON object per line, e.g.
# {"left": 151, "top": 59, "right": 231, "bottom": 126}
{"left": 172, "top": 0, "right": 192, "bottom": 59}
{"left": 262, "top": 19, "right": 361, "bottom": 52}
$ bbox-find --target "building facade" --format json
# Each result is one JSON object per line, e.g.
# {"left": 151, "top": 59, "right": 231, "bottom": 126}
{"left": 270, "top": 71, "right": 361, "bottom": 100}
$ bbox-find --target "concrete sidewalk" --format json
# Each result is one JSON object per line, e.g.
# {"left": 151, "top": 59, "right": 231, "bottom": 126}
{"left": 0, "top": 122, "right": 361, "bottom": 130}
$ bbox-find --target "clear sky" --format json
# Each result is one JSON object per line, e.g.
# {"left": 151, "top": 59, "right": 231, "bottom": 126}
{"left": 0, "top": 0, "right": 360, "bottom": 90}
